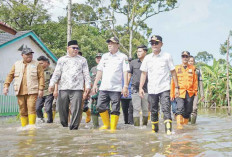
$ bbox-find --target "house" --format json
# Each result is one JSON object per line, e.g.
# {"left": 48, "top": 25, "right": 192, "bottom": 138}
{"left": 0, "top": 31, "right": 58, "bottom": 116}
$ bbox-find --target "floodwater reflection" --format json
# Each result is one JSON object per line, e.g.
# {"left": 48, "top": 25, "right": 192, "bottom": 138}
{"left": 0, "top": 109, "right": 232, "bottom": 156}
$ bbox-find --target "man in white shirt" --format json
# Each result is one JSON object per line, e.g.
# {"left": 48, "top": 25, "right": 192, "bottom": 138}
{"left": 92, "top": 37, "right": 129, "bottom": 131}
{"left": 49, "top": 40, "right": 91, "bottom": 130}
{"left": 139, "top": 35, "right": 179, "bottom": 135}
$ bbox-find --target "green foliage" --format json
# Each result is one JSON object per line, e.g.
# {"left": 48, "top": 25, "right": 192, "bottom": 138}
{"left": 201, "top": 59, "right": 232, "bottom": 107}
{"left": 0, "top": 0, "right": 50, "bottom": 30}
{"left": 195, "top": 51, "right": 213, "bottom": 64}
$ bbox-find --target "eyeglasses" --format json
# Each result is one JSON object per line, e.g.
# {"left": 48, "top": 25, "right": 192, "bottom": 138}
{"left": 71, "top": 47, "right": 79, "bottom": 50}
{"left": 182, "top": 55, "right": 189, "bottom": 58}
{"left": 151, "top": 41, "right": 160, "bottom": 45}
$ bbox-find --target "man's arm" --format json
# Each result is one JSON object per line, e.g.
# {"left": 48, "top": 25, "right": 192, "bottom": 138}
{"left": 3, "top": 64, "right": 15, "bottom": 95}
{"left": 122, "top": 71, "right": 129, "bottom": 97}
{"left": 37, "top": 64, "right": 44, "bottom": 98}
{"left": 128, "top": 73, "right": 132, "bottom": 85}
{"left": 170, "top": 69, "right": 179, "bottom": 98}
{"left": 139, "top": 71, "right": 147, "bottom": 98}
{"left": 92, "top": 70, "right": 102, "bottom": 94}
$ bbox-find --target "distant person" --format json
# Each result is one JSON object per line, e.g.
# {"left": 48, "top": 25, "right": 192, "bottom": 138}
{"left": 36, "top": 56, "right": 54, "bottom": 123}
{"left": 3, "top": 47, "right": 44, "bottom": 128}
{"left": 170, "top": 51, "right": 198, "bottom": 129}
{"left": 128, "top": 45, "right": 149, "bottom": 126}
{"left": 49, "top": 40, "right": 91, "bottom": 130}
{"left": 92, "top": 37, "right": 130, "bottom": 131}
{"left": 188, "top": 56, "right": 204, "bottom": 124}
{"left": 139, "top": 35, "right": 179, "bottom": 135}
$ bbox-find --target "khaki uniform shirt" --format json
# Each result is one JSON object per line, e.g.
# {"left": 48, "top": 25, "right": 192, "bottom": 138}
{"left": 4, "top": 61, "right": 44, "bottom": 95}
{"left": 44, "top": 67, "right": 54, "bottom": 96}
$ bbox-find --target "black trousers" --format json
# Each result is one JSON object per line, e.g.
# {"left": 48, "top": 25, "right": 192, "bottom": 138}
{"left": 176, "top": 92, "right": 194, "bottom": 119}
{"left": 97, "top": 91, "right": 121, "bottom": 115}
{"left": 148, "top": 90, "right": 172, "bottom": 122}
{"left": 57, "top": 90, "right": 83, "bottom": 130}
{"left": 121, "top": 99, "right": 133, "bottom": 124}
{"left": 36, "top": 94, "right": 54, "bottom": 122}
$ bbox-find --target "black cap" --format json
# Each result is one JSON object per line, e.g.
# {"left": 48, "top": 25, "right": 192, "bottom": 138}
{"left": 137, "top": 45, "right": 148, "bottom": 51}
{"left": 128, "top": 57, "right": 133, "bottom": 62}
{"left": 106, "top": 37, "right": 119, "bottom": 44}
{"left": 21, "top": 47, "right": 34, "bottom": 55}
{"left": 149, "top": 35, "right": 162, "bottom": 42}
{"left": 68, "top": 40, "right": 78, "bottom": 46}
{"left": 37, "top": 56, "right": 48, "bottom": 61}
{"left": 182, "top": 51, "right": 190, "bottom": 56}
{"left": 96, "top": 53, "right": 102, "bottom": 57}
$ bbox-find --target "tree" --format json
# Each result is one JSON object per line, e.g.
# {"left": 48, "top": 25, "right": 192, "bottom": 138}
{"left": 87, "top": 0, "right": 178, "bottom": 57}
{"left": 195, "top": 51, "right": 213, "bottom": 64}
{"left": 0, "top": 0, "right": 50, "bottom": 30}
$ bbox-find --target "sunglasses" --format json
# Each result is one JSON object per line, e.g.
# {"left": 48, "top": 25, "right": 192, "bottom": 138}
{"left": 151, "top": 41, "right": 160, "bottom": 45}
{"left": 182, "top": 55, "right": 189, "bottom": 58}
{"left": 71, "top": 47, "right": 79, "bottom": 50}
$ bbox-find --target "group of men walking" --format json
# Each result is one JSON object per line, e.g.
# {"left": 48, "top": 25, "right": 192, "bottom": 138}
{"left": 3, "top": 35, "right": 204, "bottom": 135}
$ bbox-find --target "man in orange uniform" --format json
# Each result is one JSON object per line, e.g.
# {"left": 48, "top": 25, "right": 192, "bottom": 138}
{"left": 170, "top": 51, "right": 198, "bottom": 129}
{"left": 3, "top": 47, "right": 44, "bottom": 127}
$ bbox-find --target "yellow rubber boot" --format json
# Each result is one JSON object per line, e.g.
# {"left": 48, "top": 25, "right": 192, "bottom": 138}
{"left": 151, "top": 121, "right": 159, "bottom": 133}
{"left": 99, "top": 110, "right": 110, "bottom": 130}
{"left": 110, "top": 115, "right": 119, "bottom": 131}
{"left": 85, "top": 109, "right": 91, "bottom": 123}
{"left": 176, "top": 115, "right": 183, "bottom": 130}
{"left": 148, "top": 112, "right": 151, "bottom": 121}
{"left": 44, "top": 113, "right": 48, "bottom": 119}
{"left": 183, "top": 118, "right": 189, "bottom": 125}
{"left": 20, "top": 116, "right": 28, "bottom": 127}
{"left": 28, "top": 114, "right": 36, "bottom": 125}
{"left": 52, "top": 111, "right": 56, "bottom": 120}
{"left": 164, "top": 119, "right": 172, "bottom": 135}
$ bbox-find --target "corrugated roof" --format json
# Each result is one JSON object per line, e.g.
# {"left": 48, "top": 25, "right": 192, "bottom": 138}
{"left": 0, "top": 31, "right": 30, "bottom": 45}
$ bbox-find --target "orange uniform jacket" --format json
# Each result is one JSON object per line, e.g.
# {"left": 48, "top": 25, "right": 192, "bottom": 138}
{"left": 170, "top": 64, "right": 198, "bottom": 99}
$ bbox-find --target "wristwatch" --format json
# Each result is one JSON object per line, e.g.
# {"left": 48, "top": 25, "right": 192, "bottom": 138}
{"left": 175, "top": 86, "right": 180, "bottom": 89}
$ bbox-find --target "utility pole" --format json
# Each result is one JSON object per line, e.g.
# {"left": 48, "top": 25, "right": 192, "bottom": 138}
{"left": 67, "top": 0, "right": 72, "bottom": 43}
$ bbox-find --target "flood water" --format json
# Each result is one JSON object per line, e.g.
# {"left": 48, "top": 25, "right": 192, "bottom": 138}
{"left": 0, "top": 109, "right": 232, "bottom": 157}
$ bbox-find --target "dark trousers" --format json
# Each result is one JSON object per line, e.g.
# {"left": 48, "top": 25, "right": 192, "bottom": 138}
{"left": 57, "top": 90, "right": 83, "bottom": 130}
{"left": 176, "top": 92, "right": 194, "bottom": 119}
{"left": 97, "top": 91, "right": 121, "bottom": 115}
{"left": 83, "top": 99, "right": 89, "bottom": 112}
{"left": 36, "top": 94, "right": 54, "bottom": 122}
{"left": 121, "top": 99, "right": 133, "bottom": 124}
{"left": 148, "top": 90, "right": 172, "bottom": 122}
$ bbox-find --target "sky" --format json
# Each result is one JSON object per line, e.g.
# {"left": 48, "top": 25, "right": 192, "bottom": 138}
{"left": 48, "top": 0, "right": 232, "bottom": 65}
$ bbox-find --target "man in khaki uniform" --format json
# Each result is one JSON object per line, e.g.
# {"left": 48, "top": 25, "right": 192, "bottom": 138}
{"left": 3, "top": 47, "right": 44, "bottom": 127}
{"left": 36, "top": 56, "right": 54, "bottom": 123}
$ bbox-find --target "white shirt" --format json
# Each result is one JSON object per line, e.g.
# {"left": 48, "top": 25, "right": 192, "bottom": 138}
{"left": 49, "top": 55, "right": 91, "bottom": 90}
{"left": 97, "top": 51, "right": 130, "bottom": 92}
{"left": 140, "top": 51, "right": 175, "bottom": 94}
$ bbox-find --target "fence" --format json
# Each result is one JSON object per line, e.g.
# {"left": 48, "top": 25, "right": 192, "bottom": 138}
{"left": 0, "top": 74, "right": 19, "bottom": 116}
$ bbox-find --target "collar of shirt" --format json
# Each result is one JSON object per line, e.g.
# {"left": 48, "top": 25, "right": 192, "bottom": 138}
{"left": 109, "top": 51, "right": 119, "bottom": 56}
{"left": 151, "top": 51, "right": 163, "bottom": 57}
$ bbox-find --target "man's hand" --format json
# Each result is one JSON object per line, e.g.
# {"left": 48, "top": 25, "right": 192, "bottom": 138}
{"left": 3, "top": 87, "right": 8, "bottom": 96}
{"left": 175, "top": 89, "right": 180, "bottom": 98}
{"left": 38, "top": 90, "right": 43, "bottom": 98}
{"left": 139, "top": 88, "right": 145, "bottom": 98}
{"left": 53, "top": 90, "right": 58, "bottom": 99}
{"left": 91, "top": 85, "right": 98, "bottom": 95}
{"left": 48, "top": 86, "right": 54, "bottom": 93}
{"left": 83, "top": 88, "right": 91, "bottom": 100}
{"left": 122, "top": 86, "right": 129, "bottom": 97}
{"left": 170, "top": 97, "right": 175, "bottom": 101}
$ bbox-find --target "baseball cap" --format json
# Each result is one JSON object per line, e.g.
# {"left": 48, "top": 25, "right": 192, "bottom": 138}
{"left": 182, "top": 51, "right": 190, "bottom": 56}
{"left": 21, "top": 47, "right": 34, "bottom": 55}
{"left": 106, "top": 37, "right": 119, "bottom": 44}
{"left": 96, "top": 53, "right": 102, "bottom": 57}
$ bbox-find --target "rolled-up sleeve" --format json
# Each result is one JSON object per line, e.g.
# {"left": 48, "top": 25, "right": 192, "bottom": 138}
{"left": 83, "top": 59, "right": 91, "bottom": 89}
{"left": 167, "top": 54, "right": 175, "bottom": 71}
{"left": 140, "top": 57, "right": 148, "bottom": 72}
{"left": 49, "top": 59, "right": 62, "bottom": 87}
{"left": 97, "top": 55, "right": 104, "bottom": 71}
{"left": 123, "top": 56, "right": 130, "bottom": 72}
